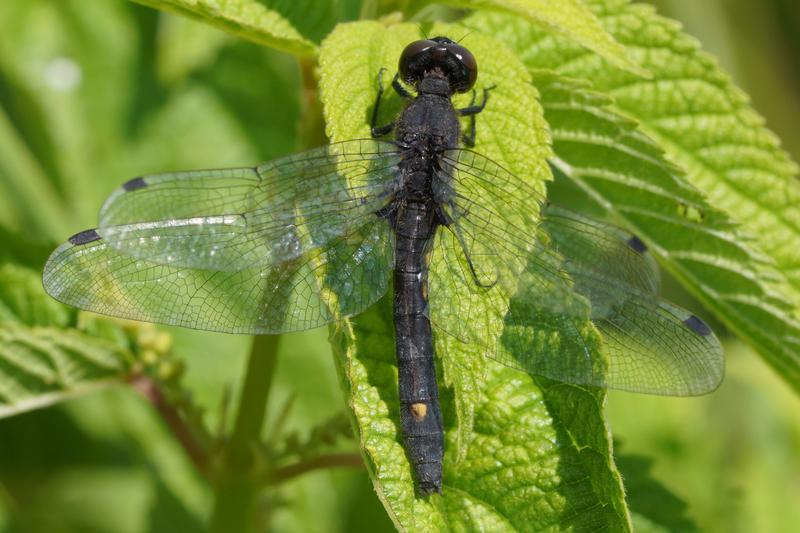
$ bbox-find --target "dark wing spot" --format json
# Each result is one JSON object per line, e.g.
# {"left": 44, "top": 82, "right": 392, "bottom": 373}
{"left": 683, "top": 315, "right": 712, "bottom": 337}
{"left": 123, "top": 176, "right": 147, "bottom": 191}
{"left": 68, "top": 229, "right": 101, "bottom": 246}
{"left": 627, "top": 235, "right": 647, "bottom": 254}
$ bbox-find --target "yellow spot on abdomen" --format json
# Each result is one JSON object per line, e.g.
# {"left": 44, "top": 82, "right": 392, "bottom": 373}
{"left": 410, "top": 403, "right": 428, "bottom": 422}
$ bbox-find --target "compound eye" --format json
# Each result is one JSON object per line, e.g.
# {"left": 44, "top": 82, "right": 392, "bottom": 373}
{"left": 445, "top": 42, "right": 477, "bottom": 92}
{"left": 398, "top": 39, "right": 437, "bottom": 83}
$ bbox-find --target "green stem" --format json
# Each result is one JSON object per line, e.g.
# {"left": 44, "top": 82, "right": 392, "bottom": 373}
{"left": 209, "top": 335, "right": 280, "bottom": 533}
{"left": 296, "top": 56, "right": 326, "bottom": 150}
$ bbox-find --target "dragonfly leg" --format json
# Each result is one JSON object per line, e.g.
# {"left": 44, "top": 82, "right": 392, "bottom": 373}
{"left": 464, "top": 251, "right": 497, "bottom": 289}
{"left": 446, "top": 222, "right": 498, "bottom": 289}
{"left": 375, "top": 203, "right": 398, "bottom": 229}
{"left": 391, "top": 72, "right": 413, "bottom": 99}
{"left": 458, "top": 85, "right": 495, "bottom": 147}
{"left": 434, "top": 205, "right": 453, "bottom": 227}
{"left": 371, "top": 68, "right": 394, "bottom": 137}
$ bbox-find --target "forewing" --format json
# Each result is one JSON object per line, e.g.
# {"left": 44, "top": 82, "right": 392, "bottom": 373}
{"left": 430, "top": 148, "right": 723, "bottom": 395}
{"left": 42, "top": 219, "right": 394, "bottom": 334}
{"left": 43, "top": 140, "right": 401, "bottom": 334}
{"left": 95, "top": 140, "right": 402, "bottom": 271}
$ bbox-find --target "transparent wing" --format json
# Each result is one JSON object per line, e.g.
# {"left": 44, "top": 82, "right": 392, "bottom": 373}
{"left": 429, "top": 149, "right": 723, "bottom": 396}
{"left": 542, "top": 206, "right": 660, "bottom": 298}
{"left": 95, "top": 140, "right": 402, "bottom": 271}
{"left": 43, "top": 140, "right": 400, "bottom": 334}
{"left": 541, "top": 207, "right": 723, "bottom": 395}
{"left": 43, "top": 219, "right": 394, "bottom": 334}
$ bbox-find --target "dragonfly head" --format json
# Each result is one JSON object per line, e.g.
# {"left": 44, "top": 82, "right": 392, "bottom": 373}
{"left": 398, "top": 36, "right": 477, "bottom": 94}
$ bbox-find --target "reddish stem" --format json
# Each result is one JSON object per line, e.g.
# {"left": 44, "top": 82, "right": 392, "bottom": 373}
{"left": 271, "top": 453, "right": 364, "bottom": 484}
{"left": 129, "top": 374, "right": 208, "bottom": 472}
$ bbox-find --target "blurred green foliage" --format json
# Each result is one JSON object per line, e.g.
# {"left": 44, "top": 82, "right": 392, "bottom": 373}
{"left": 0, "top": 0, "right": 799, "bottom": 531}
{"left": 0, "top": 1, "right": 389, "bottom": 531}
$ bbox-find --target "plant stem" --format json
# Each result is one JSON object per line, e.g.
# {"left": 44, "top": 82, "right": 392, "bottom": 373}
{"left": 130, "top": 374, "right": 209, "bottom": 473}
{"left": 296, "top": 56, "right": 326, "bottom": 150}
{"left": 209, "top": 335, "right": 280, "bottom": 533}
{"left": 270, "top": 452, "right": 364, "bottom": 485}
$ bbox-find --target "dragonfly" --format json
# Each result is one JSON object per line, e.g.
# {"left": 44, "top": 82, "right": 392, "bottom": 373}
{"left": 42, "top": 37, "right": 724, "bottom": 495}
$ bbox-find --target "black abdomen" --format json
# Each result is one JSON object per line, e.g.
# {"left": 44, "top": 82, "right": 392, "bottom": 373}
{"left": 392, "top": 200, "right": 443, "bottom": 494}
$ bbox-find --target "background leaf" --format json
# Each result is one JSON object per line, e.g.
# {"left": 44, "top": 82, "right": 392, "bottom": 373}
{"left": 334, "top": 313, "right": 632, "bottom": 531}
{"left": 464, "top": 12, "right": 800, "bottom": 394}
{"left": 615, "top": 451, "right": 699, "bottom": 532}
{"left": 0, "top": 263, "right": 133, "bottom": 418}
{"left": 131, "top": 0, "right": 319, "bottom": 56}
{"left": 443, "top": 0, "right": 649, "bottom": 76}
{"left": 466, "top": 0, "right": 800, "bottom": 305}
{"left": 548, "top": 74, "right": 800, "bottom": 389}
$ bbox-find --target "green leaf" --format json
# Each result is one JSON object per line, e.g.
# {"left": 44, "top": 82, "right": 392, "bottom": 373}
{"left": 0, "top": 226, "right": 53, "bottom": 270}
{"left": 465, "top": 2, "right": 800, "bottom": 306}
{"left": 441, "top": 0, "right": 649, "bottom": 77}
{"left": 156, "top": 13, "right": 233, "bottom": 84}
{"left": 320, "top": 21, "right": 629, "bottom": 530}
{"left": 540, "top": 72, "right": 800, "bottom": 389}
{"left": 464, "top": 11, "right": 800, "bottom": 393}
{"left": 0, "top": 263, "right": 72, "bottom": 327}
{"left": 0, "top": 264, "right": 133, "bottom": 418}
{"left": 0, "top": 323, "right": 132, "bottom": 418}
{"left": 331, "top": 299, "right": 630, "bottom": 531}
{"left": 132, "top": 0, "right": 318, "bottom": 57}
{"left": 615, "top": 452, "right": 699, "bottom": 533}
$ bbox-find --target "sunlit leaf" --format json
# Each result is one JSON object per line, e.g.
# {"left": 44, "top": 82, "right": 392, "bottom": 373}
{"left": 538, "top": 73, "right": 800, "bottom": 389}
{"left": 465, "top": 1, "right": 800, "bottom": 306}
{"left": 132, "top": 0, "right": 318, "bottom": 56}
{"left": 443, "top": 0, "right": 648, "bottom": 76}
{"left": 465, "top": 7, "right": 800, "bottom": 393}
{"left": 320, "top": 21, "right": 629, "bottom": 530}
